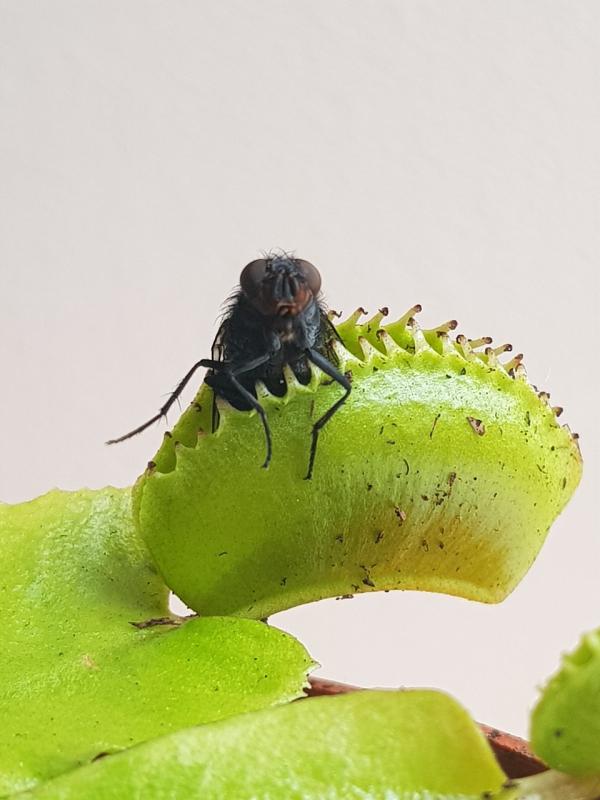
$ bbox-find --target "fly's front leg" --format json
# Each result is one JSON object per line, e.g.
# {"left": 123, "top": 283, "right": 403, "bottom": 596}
{"left": 209, "top": 353, "right": 274, "bottom": 469}
{"left": 107, "top": 358, "right": 216, "bottom": 444}
{"left": 304, "top": 348, "right": 351, "bottom": 480}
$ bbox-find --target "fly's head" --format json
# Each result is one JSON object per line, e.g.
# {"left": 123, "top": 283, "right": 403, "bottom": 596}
{"left": 240, "top": 254, "right": 321, "bottom": 341}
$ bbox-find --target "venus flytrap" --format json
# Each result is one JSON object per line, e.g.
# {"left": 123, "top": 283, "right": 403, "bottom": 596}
{"left": 0, "top": 287, "right": 588, "bottom": 798}
{"left": 135, "top": 305, "right": 582, "bottom": 619}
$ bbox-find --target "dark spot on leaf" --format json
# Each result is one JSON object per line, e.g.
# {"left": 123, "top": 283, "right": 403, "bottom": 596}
{"left": 394, "top": 507, "right": 407, "bottom": 525}
{"left": 429, "top": 413, "right": 441, "bottom": 438}
{"left": 467, "top": 416, "right": 486, "bottom": 436}
{"left": 92, "top": 752, "right": 112, "bottom": 763}
{"left": 374, "top": 531, "right": 384, "bottom": 544}
{"left": 130, "top": 617, "right": 180, "bottom": 630}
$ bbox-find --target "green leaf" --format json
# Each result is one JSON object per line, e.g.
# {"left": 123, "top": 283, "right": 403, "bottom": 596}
{"left": 0, "top": 488, "right": 313, "bottom": 795}
{"left": 23, "top": 689, "right": 506, "bottom": 799}
{"left": 530, "top": 628, "right": 600, "bottom": 776}
{"left": 136, "top": 310, "right": 582, "bottom": 619}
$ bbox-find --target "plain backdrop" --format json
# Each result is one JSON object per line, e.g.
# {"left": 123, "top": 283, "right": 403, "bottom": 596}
{"left": 1, "top": 0, "right": 598, "bottom": 738}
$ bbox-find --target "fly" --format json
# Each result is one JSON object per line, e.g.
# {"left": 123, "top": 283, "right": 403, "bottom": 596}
{"left": 107, "top": 253, "right": 351, "bottom": 480}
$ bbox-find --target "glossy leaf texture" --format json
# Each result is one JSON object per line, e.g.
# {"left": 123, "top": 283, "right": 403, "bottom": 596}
{"left": 0, "top": 488, "right": 313, "bottom": 795}
{"left": 23, "top": 689, "right": 506, "bottom": 800}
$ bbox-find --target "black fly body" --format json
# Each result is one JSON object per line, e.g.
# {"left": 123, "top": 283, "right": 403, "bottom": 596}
{"left": 107, "top": 253, "right": 351, "bottom": 479}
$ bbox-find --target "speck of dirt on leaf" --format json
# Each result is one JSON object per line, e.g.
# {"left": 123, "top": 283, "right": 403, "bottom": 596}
{"left": 394, "top": 507, "right": 407, "bottom": 525}
{"left": 467, "top": 416, "right": 486, "bottom": 436}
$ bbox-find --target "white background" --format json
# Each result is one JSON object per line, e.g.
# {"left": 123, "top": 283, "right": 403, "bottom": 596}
{"left": 1, "top": 0, "right": 598, "bottom": 738}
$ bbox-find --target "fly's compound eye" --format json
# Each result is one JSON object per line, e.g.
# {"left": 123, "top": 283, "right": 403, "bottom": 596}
{"left": 240, "top": 259, "right": 268, "bottom": 300}
{"left": 294, "top": 259, "right": 321, "bottom": 296}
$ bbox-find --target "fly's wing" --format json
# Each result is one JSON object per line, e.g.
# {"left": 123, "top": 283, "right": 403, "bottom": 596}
{"left": 318, "top": 306, "right": 344, "bottom": 365}
{"left": 210, "top": 319, "right": 228, "bottom": 363}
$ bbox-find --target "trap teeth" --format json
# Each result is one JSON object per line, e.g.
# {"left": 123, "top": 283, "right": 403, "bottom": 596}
{"left": 406, "top": 319, "right": 430, "bottom": 354}
{"left": 331, "top": 337, "right": 361, "bottom": 366}
{"left": 365, "top": 308, "right": 388, "bottom": 331}
{"left": 455, "top": 335, "right": 477, "bottom": 361}
{"left": 376, "top": 329, "right": 401, "bottom": 355}
{"left": 433, "top": 319, "right": 459, "bottom": 334}
{"left": 327, "top": 309, "right": 342, "bottom": 320}
{"left": 552, "top": 406, "right": 564, "bottom": 417}
{"left": 468, "top": 336, "right": 493, "bottom": 350}
{"left": 493, "top": 343, "right": 513, "bottom": 356}
{"left": 357, "top": 335, "right": 385, "bottom": 361}
{"left": 345, "top": 307, "right": 368, "bottom": 325}
{"left": 393, "top": 304, "right": 423, "bottom": 330}
{"left": 504, "top": 353, "right": 524, "bottom": 372}
{"left": 436, "top": 331, "right": 456, "bottom": 356}
{"left": 513, "top": 363, "right": 528, "bottom": 381}
{"left": 483, "top": 346, "right": 498, "bottom": 367}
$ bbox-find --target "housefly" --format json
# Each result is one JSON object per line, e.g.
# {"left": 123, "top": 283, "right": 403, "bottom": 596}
{"left": 107, "top": 253, "right": 351, "bottom": 479}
